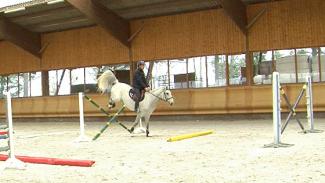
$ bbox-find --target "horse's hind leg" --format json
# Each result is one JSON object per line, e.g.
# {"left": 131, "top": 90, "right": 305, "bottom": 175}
{"left": 144, "top": 116, "right": 150, "bottom": 137}
{"left": 129, "top": 114, "right": 140, "bottom": 133}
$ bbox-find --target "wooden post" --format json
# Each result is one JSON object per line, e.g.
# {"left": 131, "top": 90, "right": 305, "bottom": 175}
{"left": 186, "top": 58, "right": 189, "bottom": 88}
{"left": 129, "top": 48, "right": 134, "bottom": 86}
{"left": 83, "top": 68, "right": 86, "bottom": 92}
{"left": 272, "top": 51, "right": 276, "bottom": 72}
{"left": 205, "top": 56, "right": 208, "bottom": 87}
{"left": 318, "top": 48, "right": 322, "bottom": 81}
{"left": 17, "top": 74, "right": 20, "bottom": 97}
{"left": 167, "top": 60, "right": 171, "bottom": 88}
{"left": 245, "top": 31, "right": 253, "bottom": 86}
{"left": 294, "top": 49, "right": 298, "bottom": 83}
{"left": 226, "top": 55, "right": 230, "bottom": 86}
{"left": 69, "top": 70, "right": 72, "bottom": 94}
{"left": 245, "top": 52, "right": 254, "bottom": 86}
{"left": 41, "top": 71, "right": 49, "bottom": 96}
{"left": 146, "top": 62, "right": 154, "bottom": 82}
{"left": 55, "top": 69, "right": 66, "bottom": 96}
{"left": 29, "top": 73, "right": 32, "bottom": 96}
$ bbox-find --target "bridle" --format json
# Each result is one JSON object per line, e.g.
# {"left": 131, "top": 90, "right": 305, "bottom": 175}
{"left": 147, "top": 88, "right": 174, "bottom": 103}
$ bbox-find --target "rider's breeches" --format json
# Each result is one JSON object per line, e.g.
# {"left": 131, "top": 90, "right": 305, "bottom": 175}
{"left": 134, "top": 88, "right": 141, "bottom": 112}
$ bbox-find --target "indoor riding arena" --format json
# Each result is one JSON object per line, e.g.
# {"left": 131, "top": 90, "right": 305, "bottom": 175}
{"left": 0, "top": 0, "right": 325, "bottom": 182}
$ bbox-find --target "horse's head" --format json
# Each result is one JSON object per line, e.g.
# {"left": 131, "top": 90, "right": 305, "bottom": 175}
{"left": 163, "top": 88, "right": 174, "bottom": 106}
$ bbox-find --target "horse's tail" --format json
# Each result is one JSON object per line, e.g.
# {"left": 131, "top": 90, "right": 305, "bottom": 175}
{"left": 97, "top": 70, "right": 118, "bottom": 93}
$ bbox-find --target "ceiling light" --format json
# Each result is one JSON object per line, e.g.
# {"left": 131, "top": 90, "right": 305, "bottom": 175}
{"left": 47, "top": 0, "right": 65, "bottom": 5}
{"left": 4, "top": 7, "right": 25, "bottom": 14}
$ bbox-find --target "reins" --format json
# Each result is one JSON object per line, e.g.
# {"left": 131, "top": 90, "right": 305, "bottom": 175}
{"left": 147, "top": 89, "right": 173, "bottom": 103}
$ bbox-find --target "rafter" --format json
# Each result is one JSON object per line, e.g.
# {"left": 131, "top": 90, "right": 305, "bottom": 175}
{"left": 28, "top": 16, "right": 89, "bottom": 30}
{"left": 66, "top": 0, "right": 130, "bottom": 47}
{"left": 217, "top": 0, "right": 247, "bottom": 34}
{"left": 0, "top": 15, "right": 41, "bottom": 58}
{"left": 10, "top": 6, "right": 78, "bottom": 24}
{"left": 115, "top": 0, "right": 219, "bottom": 19}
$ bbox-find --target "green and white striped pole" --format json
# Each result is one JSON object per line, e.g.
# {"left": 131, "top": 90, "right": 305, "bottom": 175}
{"left": 83, "top": 94, "right": 130, "bottom": 132}
{"left": 92, "top": 105, "right": 126, "bottom": 141}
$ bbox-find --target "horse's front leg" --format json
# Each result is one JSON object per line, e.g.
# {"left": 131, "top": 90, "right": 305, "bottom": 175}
{"left": 107, "top": 98, "right": 116, "bottom": 109}
{"left": 144, "top": 115, "right": 151, "bottom": 137}
{"left": 129, "top": 114, "right": 141, "bottom": 133}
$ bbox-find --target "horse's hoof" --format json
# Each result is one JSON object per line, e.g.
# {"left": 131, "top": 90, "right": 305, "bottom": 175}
{"left": 146, "top": 130, "right": 150, "bottom": 137}
{"left": 108, "top": 103, "right": 115, "bottom": 109}
{"left": 129, "top": 127, "right": 134, "bottom": 133}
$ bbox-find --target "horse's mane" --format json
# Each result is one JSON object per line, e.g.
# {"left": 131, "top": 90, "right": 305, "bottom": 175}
{"left": 151, "top": 87, "right": 164, "bottom": 92}
{"left": 97, "top": 70, "right": 118, "bottom": 93}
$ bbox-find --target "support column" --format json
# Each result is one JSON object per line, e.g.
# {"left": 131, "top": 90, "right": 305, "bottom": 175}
{"left": 129, "top": 48, "right": 134, "bottom": 86}
{"left": 41, "top": 71, "right": 49, "bottom": 96}
{"left": 245, "top": 33, "right": 253, "bottom": 86}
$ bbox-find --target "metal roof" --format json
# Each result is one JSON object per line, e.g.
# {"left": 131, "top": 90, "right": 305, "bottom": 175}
{"left": 0, "top": 0, "right": 271, "bottom": 34}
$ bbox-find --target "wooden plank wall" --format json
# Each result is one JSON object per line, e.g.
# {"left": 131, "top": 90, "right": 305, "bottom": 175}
{"left": 1, "top": 84, "right": 325, "bottom": 118}
{"left": 0, "top": 41, "right": 40, "bottom": 74}
{"left": 0, "top": 26, "right": 129, "bottom": 75}
{"left": 41, "top": 26, "right": 130, "bottom": 70}
{"left": 248, "top": 0, "right": 325, "bottom": 51}
{"left": 130, "top": 9, "right": 246, "bottom": 61}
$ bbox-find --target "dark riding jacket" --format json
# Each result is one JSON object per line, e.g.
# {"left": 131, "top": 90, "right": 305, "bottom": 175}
{"left": 133, "top": 68, "right": 149, "bottom": 90}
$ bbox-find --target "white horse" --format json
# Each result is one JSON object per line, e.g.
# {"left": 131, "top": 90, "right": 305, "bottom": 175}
{"left": 97, "top": 70, "right": 174, "bottom": 136}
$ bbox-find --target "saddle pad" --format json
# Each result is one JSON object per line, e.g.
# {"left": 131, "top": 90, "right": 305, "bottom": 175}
{"left": 129, "top": 88, "right": 145, "bottom": 102}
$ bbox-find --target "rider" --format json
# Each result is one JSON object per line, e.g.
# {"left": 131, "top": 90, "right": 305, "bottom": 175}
{"left": 133, "top": 61, "right": 150, "bottom": 112}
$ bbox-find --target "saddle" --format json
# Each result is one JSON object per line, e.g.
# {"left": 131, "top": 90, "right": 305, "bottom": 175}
{"left": 129, "top": 88, "right": 145, "bottom": 102}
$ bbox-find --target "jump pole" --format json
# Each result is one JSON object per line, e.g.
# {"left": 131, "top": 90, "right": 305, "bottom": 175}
{"left": 167, "top": 130, "right": 213, "bottom": 142}
{"left": 0, "top": 92, "right": 95, "bottom": 168}
{"left": 0, "top": 124, "right": 8, "bottom": 135}
{"left": 74, "top": 92, "right": 91, "bottom": 142}
{"left": 92, "top": 105, "right": 126, "bottom": 141}
{"left": 280, "top": 86, "right": 306, "bottom": 134}
{"left": 305, "top": 74, "right": 323, "bottom": 133}
{"left": 83, "top": 94, "right": 131, "bottom": 133}
{"left": 264, "top": 72, "right": 293, "bottom": 148}
{"left": 0, "top": 155, "right": 95, "bottom": 167}
{"left": 1, "top": 91, "right": 26, "bottom": 169}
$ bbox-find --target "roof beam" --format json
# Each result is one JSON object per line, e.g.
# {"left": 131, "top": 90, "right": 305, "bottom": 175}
{"left": 28, "top": 16, "right": 89, "bottom": 30}
{"left": 66, "top": 0, "right": 130, "bottom": 47}
{"left": 115, "top": 0, "right": 219, "bottom": 20}
{"left": 0, "top": 15, "right": 41, "bottom": 58}
{"left": 10, "top": 6, "right": 78, "bottom": 24}
{"left": 217, "top": 0, "right": 247, "bottom": 34}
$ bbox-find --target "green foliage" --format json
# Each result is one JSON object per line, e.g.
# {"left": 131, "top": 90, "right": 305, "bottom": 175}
{"left": 0, "top": 76, "right": 7, "bottom": 98}
{"left": 0, "top": 73, "right": 36, "bottom": 98}
{"left": 7, "top": 75, "right": 19, "bottom": 97}
{"left": 213, "top": 56, "right": 226, "bottom": 80}
{"left": 228, "top": 55, "right": 245, "bottom": 78}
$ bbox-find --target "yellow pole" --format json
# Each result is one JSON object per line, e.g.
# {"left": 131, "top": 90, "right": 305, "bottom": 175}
{"left": 167, "top": 130, "right": 213, "bottom": 142}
